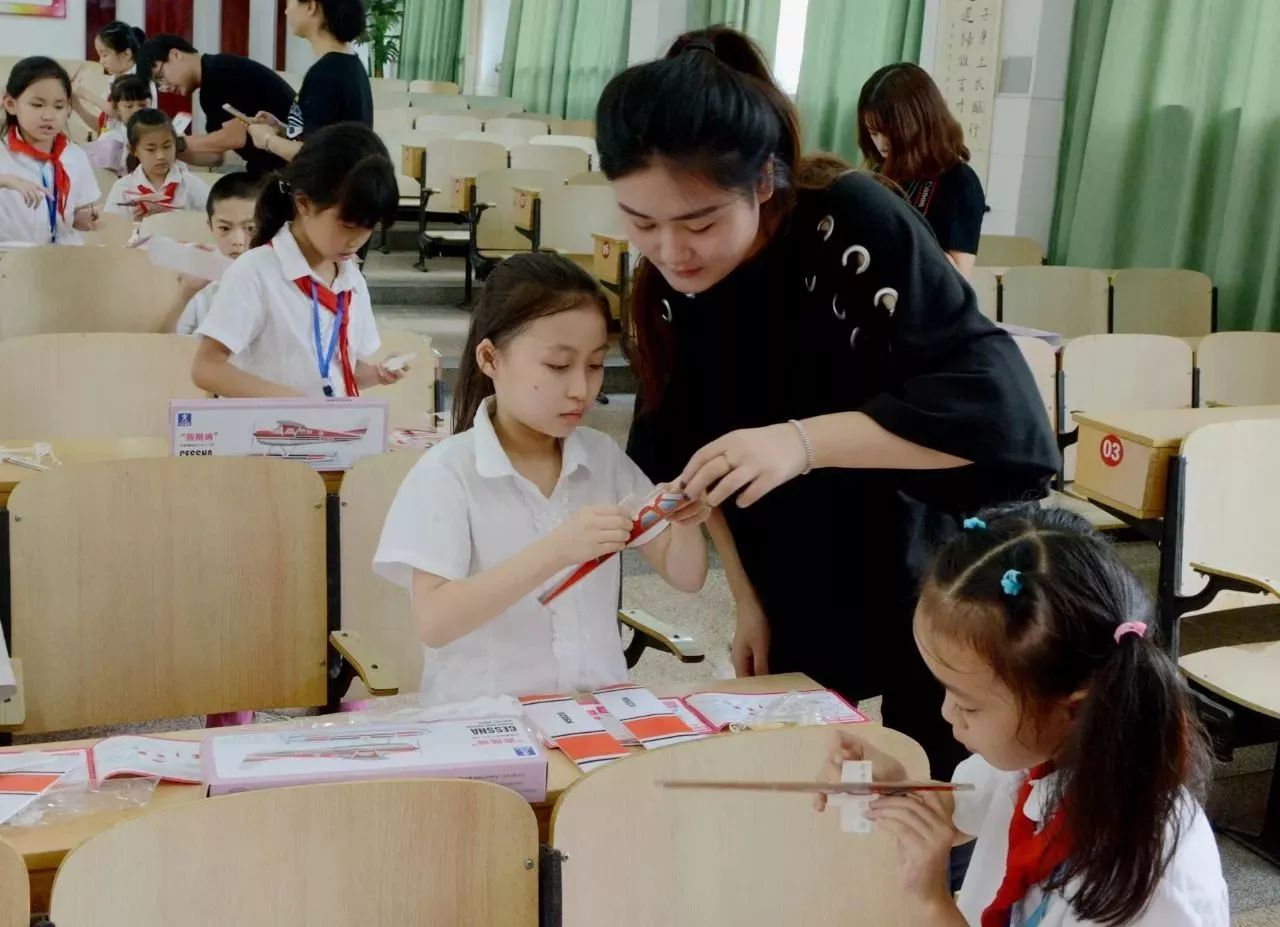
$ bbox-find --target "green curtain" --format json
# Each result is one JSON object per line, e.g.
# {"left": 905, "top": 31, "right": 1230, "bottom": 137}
{"left": 1051, "top": 0, "right": 1280, "bottom": 330}
{"left": 399, "top": 0, "right": 468, "bottom": 84}
{"left": 499, "top": 0, "right": 632, "bottom": 119}
{"left": 794, "top": 0, "right": 924, "bottom": 160}
{"left": 686, "top": 0, "right": 782, "bottom": 65}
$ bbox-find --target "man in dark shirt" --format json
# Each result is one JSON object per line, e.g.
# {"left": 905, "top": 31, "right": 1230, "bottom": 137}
{"left": 141, "top": 35, "right": 296, "bottom": 178}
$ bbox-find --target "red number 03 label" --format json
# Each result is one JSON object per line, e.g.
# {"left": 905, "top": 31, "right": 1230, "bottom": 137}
{"left": 1099, "top": 434, "right": 1125, "bottom": 468}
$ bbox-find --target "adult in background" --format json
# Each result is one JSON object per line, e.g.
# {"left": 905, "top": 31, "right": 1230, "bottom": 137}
{"left": 858, "top": 63, "right": 986, "bottom": 280}
{"left": 142, "top": 35, "right": 295, "bottom": 178}
{"left": 247, "top": 0, "right": 374, "bottom": 163}
{"left": 70, "top": 21, "right": 156, "bottom": 135}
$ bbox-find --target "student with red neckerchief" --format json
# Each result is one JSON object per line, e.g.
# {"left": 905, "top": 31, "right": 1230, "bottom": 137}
{"left": 191, "top": 123, "right": 405, "bottom": 398}
{"left": 815, "top": 507, "right": 1228, "bottom": 927}
{"left": 0, "top": 58, "right": 101, "bottom": 245}
{"left": 104, "top": 109, "right": 210, "bottom": 220}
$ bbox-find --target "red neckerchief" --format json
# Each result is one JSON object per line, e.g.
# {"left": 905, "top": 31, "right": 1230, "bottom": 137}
{"left": 132, "top": 178, "right": 180, "bottom": 216}
{"left": 292, "top": 276, "right": 358, "bottom": 397}
{"left": 6, "top": 125, "right": 70, "bottom": 218}
{"left": 97, "top": 112, "right": 108, "bottom": 134}
{"left": 981, "top": 763, "right": 1072, "bottom": 927}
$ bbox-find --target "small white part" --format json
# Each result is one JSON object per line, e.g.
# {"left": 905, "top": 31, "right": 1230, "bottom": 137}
{"left": 842, "top": 245, "right": 870, "bottom": 274}
{"left": 838, "top": 759, "right": 874, "bottom": 835}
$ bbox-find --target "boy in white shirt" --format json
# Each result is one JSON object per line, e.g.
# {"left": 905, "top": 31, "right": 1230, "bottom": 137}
{"left": 175, "top": 172, "right": 260, "bottom": 335}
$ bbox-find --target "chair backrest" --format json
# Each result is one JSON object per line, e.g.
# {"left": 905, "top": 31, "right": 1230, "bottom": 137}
{"left": 0, "top": 838, "right": 26, "bottom": 927}
{"left": 0, "top": 333, "right": 202, "bottom": 438}
{"left": 9, "top": 458, "right": 328, "bottom": 733}
{"left": 50, "top": 779, "right": 538, "bottom": 927}
{"left": 414, "top": 114, "right": 485, "bottom": 137}
{"left": 552, "top": 724, "right": 928, "bottom": 926}
{"left": 372, "top": 89, "right": 413, "bottom": 109}
{"left": 93, "top": 167, "right": 119, "bottom": 197}
{"left": 364, "top": 330, "right": 436, "bottom": 427}
{"left": 457, "top": 130, "right": 514, "bottom": 149}
{"left": 409, "top": 79, "right": 460, "bottom": 94}
{"left": 1179, "top": 418, "right": 1280, "bottom": 596}
{"left": 370, "top": 77, "right": 409, "bottom": 92}
{"left": 374, "top": 107, "right": 417, "bottom": 133}
{"left": 1011, "top": 336, "right": 1057, "bottom": 431}
{"left": 1060, "top": 334, "right": 1193, "bottom": 480}
{"left": 409, "top": 92, "right": 470, "bottom": 113}
{"left": 553, "top": 119, "right": 596, "bottom": 138}
{"left": 539, "top": 184, "right": 621, "bottom": 255}
{"left": 464, "top": 95, "right": 524, "bottom": 115}
{"left": 485, "top": 118, "right": 550, "bottom": 141}
{"left": 142, "top": 209, "right": 216, "bottom": 247}
{"left": 474, "top": 168, "right": 560, "bottom": 251}
{"left": 510, "top": 143, "right": 590, "bottom": 178}
{"left": 1001, "top": 266, "right": 1109, "bottom": 338}
{"left": 1196, "top": 332, "right": 1280, "bottom": 407}
{"left": 0, "top": 246, "right": 184, "bottom": 336}
{"left": 423, "top": 139, "right": 508, "bottom": 196}
{"left": 969, "top": 266, "right": 999, "bottom": 319}
{"left": 340, "top": 449, "right": 425, "bottom": 697}
{"left": 566, "top": 171, "right": 609, "bottom": 186}
{"left": 1111, "top": 268, "right": 1212, "bottom": 337}
{"left": 531, "top": 134, "right": 598, "bottom": 167}
{"left": 975, "top": 234, "right": 1043, "bottom": 267}
{"left": 79, "top": 211, "right": 135, "bottom": 247}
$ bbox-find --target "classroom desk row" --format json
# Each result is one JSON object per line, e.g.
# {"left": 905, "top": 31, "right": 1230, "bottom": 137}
{"left": 1, "top": 672, "right": 823, "bottom": 913}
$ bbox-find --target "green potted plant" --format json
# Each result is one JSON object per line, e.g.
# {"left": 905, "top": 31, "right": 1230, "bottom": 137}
{"left": 365, "top": 0, "right": 404, "bottom": 78}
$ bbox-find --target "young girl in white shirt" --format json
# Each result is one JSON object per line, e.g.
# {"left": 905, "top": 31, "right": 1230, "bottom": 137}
{"left": 105, "top": 109, "right": 209, "bottom": 219}
{"left": 192, "top": 122, "right": 404, "bottom": 398}
{"left": 0, "top": 57, "right": 100, "bottom": 245}
{"left": 816, "top": 506, "right": 1229, "bottom": 927}
{"left": 374, "top": 253, "right": 709, "bottom": 705}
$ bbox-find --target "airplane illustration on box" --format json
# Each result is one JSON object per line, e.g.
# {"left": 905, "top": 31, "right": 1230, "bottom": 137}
{"left": 252, "top": 421, "right": 368, "bottom": 446}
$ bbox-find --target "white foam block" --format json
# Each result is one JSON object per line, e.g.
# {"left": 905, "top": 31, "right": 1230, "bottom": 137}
{"left": 147, "top": 236, "right": 234, "bottom": 282}
{"left": 839, "top": 759, "right": 873, "bottom": 834}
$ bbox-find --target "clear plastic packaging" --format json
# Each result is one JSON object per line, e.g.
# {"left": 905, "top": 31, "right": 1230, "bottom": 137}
{"left": 7, "top": 776, "right": 157, "bottom": 828}
{"left": 727, "top": 690, "right": 831, "bottom": 733}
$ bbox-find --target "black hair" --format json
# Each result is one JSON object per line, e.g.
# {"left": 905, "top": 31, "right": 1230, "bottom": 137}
{"left": 108, "top": 74, "right": 152, "bottom": 104}
{"left": 595, "top": 27, "right": 848, "bottom": 410}
{"left": 97, "top": 20, "right": 149, "bottom": 76}
{"left": 207, "top": 172, "right": 264, "bottom": 220}
{"left": 919, "top": 505, "right": 1212, "bottom": 925}
{"left": 3, "top": 57, "right": 72, "bottom": 134}
{"left": 251, "top": 121, "right": 398, "bottom": 247}
{"left": 140, "top": 34, "right": 198, "bottom": 78}
{"left": 314, "top": 0, "right": 368, "bottom": 44}
{"left": 452, "top": 253, "right": 611, "bottom": 435}
{"left": 124, "top": 108, "right": 175, "bottom": 172}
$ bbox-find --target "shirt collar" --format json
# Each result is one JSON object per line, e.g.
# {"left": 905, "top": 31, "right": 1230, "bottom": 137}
{"left": 270, "top": 223, "right": 361, "bottom": 292}
{"left": 472, "top": 396, "right": 591, "bottom": 483}
{"left": 131, "top": 162, "right": 184, "bottom": 189}
{"left": 1021, "top": 768, "right": 1062, "bottom": 824}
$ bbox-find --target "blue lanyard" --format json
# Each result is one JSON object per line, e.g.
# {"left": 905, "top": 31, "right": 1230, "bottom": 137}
{"left": 309, "top": 281, "right": 346, "bottom": 397}
{"left": 1018, "top": 882, "right": 1056, "bottom": 927}
{"left": 41, "top": 162, "right": 57, "bottom": 243}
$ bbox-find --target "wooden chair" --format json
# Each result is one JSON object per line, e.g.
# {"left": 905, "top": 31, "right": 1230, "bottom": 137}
{"left": 5, "top": 458, "right": 394, "bottom": 735}
{"left": 0, "top": 839, "right": 26, "bottom": 927}
{"left": 80, "top": 212, "right": 134, "bottom": 248}
{"left": 1112, "top": 268, "right": 1213, "bottom": 337}
{"left": 0, "top": 247, "right": 182, "bottom": 336}
{"left": 374, "top": 107, "right": 417, "bottom": 133}
{"left": 142, "top": 209, "right": 215, "bottom": 247}
{"left": 552, "top": 119, "right": 596, "bottom": 138}
{"left": 463, "top": 95, "right": 524, "bottom": 116}
{"left": 415, "top": 139, "right": 509, "bottom": 268}
{"left": 485, "top": 118, "right": 550, "bottom": 142}
{"left": 566, "top": 171, "right": 609, "bottom": 186}
{"left": 409, "top": 79, "right": 460, "bottom": 95}
{"left": 454, "top": 168, "right": 560, "bottom": 301}
{"left": 1001, "top": 266, "right": 1109, "bottom": 339}
{"left": 456, "top": 131, "right": 517, "bottom": 150}
{"left": 969, "top": 265, "right": 999, "bottom": 320}
{"left": 50, "top": 780, "right": 536, "bottom": 927}
{"left": 414, "top": 114, "right": 485, "bottom": 137}
{"left": 531, "top": 134, "right": 599, "bottom": 169}
{"left": 538, "top": 184, "right": 623, "bottom": 263}
{"left": 1011, "top": 336, "right": 1056, "bottom": 431}
{"left": 408, "top": 93, "right": 470, "bottom": 114}
{"left": 550, "top": 725, "right": 928, "bottom": 926}
{"left": 975, "top": 234, "right": 1043, "bottom": 267}
{"left": 364, "top": 330, "right": 437, "bottom": 428}
{"left": 372, "top": 89, "right": 413, "bottom": 109}
{"left": 1196, "top": 332, "right": 1280, "bottom": 407}
{"left": 511, "top": 144, "right": 590, "bottom": 178}
{"left": 0, "top": 334, "right": 201, "bottom": 439}
{"left": 370, "top": 77, "right": 409, "bottom": 92}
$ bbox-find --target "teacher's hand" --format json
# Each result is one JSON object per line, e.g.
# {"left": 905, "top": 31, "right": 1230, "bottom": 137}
{"left": 678, "top": 423, "right": 808, "bottom": 508}
{"left": 247, "top": 122, "right": 282, "bottom": 151}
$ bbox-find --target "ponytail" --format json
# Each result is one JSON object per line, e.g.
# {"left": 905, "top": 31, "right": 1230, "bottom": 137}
{"left": 251, "top": 173, "right": 295, "bottom": 247}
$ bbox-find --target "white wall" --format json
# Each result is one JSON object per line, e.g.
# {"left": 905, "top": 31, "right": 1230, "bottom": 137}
{"left": 0, "top": 4, "right": 88, "bottom": 61}
{"left": 285, "top": 32, "right": 313, "bottom": 75}
{"left": 116, "top": 0, "right": 146, "bottom": 36}
{"left": 248, "top": 0, "right": 277, "bottom": 66}
{"left": 628, "top": 0, "right": 687, "bottom": 64}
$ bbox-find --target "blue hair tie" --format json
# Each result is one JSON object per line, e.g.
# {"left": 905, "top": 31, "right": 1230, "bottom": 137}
{"left": 963, "top": 517, "right": 986, "bottom": 531}
{"left": 1001, "top": 569, "right": 1023, "bottom": 597}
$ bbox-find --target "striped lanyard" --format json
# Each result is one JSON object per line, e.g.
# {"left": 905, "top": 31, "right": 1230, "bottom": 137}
{"left": 41, "top": 162, "right": 57, "bottom": 243}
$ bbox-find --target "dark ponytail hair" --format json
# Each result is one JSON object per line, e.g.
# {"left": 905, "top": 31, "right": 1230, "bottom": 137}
{"left": 920, "top": 506, "right": 1212, "bottom": 925}
{"left": 124, "top": 108, "right": 175, "bottom": 172}
{"left": 3, "top": 57, "right": 72, "bottom": 134}
{"left": 251, "top": 122, "right": 398, "bottom": 248}
{"left": 316, "top": 0, "right": 368, "bottom": 44}
{"left": 595, "top": 27, "right": 848, "bottom": 410}
{"left": 97, "top": 21, "right": 149, "bottom": 77}
{"left": 452, "top": 252, "right": 611, "bottom": 435}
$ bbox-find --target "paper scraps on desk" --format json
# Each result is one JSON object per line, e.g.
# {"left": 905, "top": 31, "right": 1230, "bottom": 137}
{"left": 591, "top": 684, "right": 704, "bottom": 749}
{"left": 537, "top": 488, "right": 684, "bottom": 606}
{"left": 0, "top": 442, "right": 61, "bottom": 472}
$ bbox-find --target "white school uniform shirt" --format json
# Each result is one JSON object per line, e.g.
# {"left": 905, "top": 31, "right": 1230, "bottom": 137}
{"left": 104, "top": 161, "right": 210, "bottom": 216}
{"left": 373, "top": 397, "right": 660, "bottom": 705}
{"left": 176, "top": 281, "right": 219, "bottom": 336}
{"left": 952, "top": 755, "right": 1229, "bottom": 926}
{"left": 0, "top": 134, "right": 98, "bottom": 246}
{"left": 195, "top": 224, "right": 380, "bottom": 397}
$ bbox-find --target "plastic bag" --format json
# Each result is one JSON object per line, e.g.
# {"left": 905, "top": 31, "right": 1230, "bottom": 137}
{"left": 728, "top": 690, "right": 831, "bottom": 733}
{"left": 7, "top": 776, "right": 157, "bottom": 828}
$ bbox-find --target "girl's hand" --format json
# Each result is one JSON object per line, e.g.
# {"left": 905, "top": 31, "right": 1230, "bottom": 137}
{"left": 814, "top": 730, "right": 908, "bottom": 812}
{"left": 0, "top": 174, "right": 49, "bottom": 209}
{"left": 731, "top": 592, "right": 770, "bottom": 678}
{"left": 866, "top": 792, "right": 957, "bottom": 904}
{"left": 374, "top": 361, "right": 407, "bottom": 385}
{"left": 657, "top": 481, "right": 711, "bottom": 528}
{"left": 545, "top": 505, "right": 633, "bottom": 569}
{"left": 678, "top": 422, "right": 809, "bottom": 508}
{"left": 247, "top": 122, "right": 281, "bottom": 150}
{"left": 73, "top": 203, "right": 100, "bottom": 231}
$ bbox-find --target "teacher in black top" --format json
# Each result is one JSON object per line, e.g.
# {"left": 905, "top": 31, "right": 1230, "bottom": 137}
{"left": 597, "top": 29, "right": 1058, "bottom": 777}
{"left": 142, "top": 35, "right": 296, "bottom": 178}
{"left": 246, "top": 0, "right": 374, "bottom": 163}
{"left": 858, "top": 63, "right": 986, "bottom": 280}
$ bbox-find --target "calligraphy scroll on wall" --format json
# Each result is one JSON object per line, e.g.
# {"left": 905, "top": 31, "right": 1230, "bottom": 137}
{"left": 934, "top": 0, "right": 1003, "bottom": 185}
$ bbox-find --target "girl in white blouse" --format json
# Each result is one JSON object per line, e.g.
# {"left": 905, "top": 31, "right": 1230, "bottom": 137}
{"left": 816, "top": 506, "right": 1228, "bottom": 927}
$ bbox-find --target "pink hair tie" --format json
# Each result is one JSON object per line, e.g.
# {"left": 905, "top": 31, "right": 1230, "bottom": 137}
{"left": 1114, "top": 621, "right": 1148, "bottom": 644}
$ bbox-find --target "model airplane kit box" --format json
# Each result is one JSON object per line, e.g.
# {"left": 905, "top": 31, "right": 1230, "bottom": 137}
{"left": 202, "top": 718, "right": 548, "bottom": 802}
{"left": 168, "top": 398, "right": 390, "bottom": 471}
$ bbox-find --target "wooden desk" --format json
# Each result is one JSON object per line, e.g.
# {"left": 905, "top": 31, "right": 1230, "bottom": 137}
{"left": 400, "top": 145, "right": 426, "bottom": 183}
{"left": 512, "top": 186, "right": 541, "bottom": 241}
{"left": 3, "top": 672, "right": 821, "bottom": 912}
{"left": 592, "top": 233, "right": 628, "bottom": 287}
{"left": 450, "top": 175, "right": 476, "bottom": 213}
